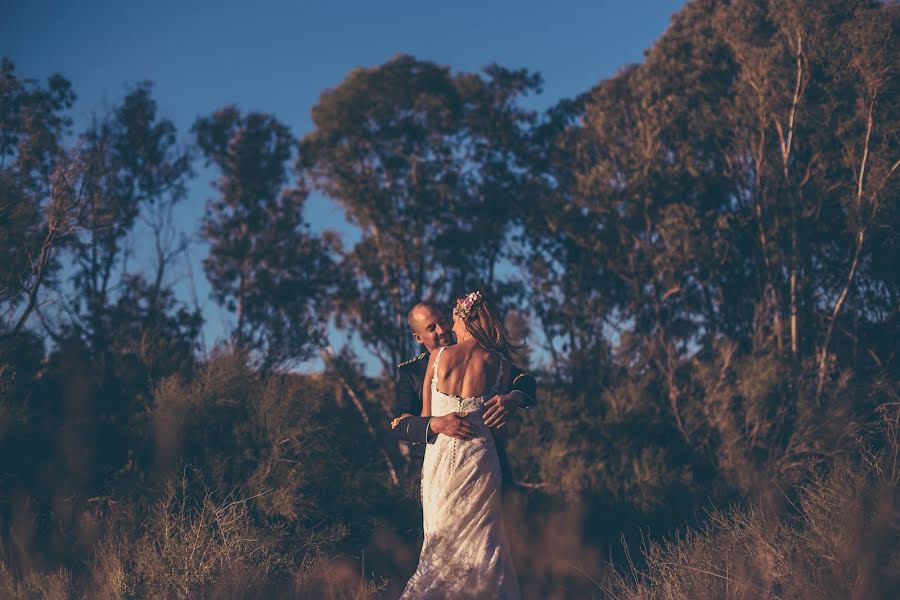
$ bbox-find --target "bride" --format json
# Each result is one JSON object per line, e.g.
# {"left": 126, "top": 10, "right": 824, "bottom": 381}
{"left": 400, "top": 291, "right": 521, "bottom": 599}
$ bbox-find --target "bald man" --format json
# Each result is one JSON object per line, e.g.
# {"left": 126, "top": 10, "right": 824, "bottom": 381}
{"left": 389, "top": 302, "right": 537, "bottom": 485}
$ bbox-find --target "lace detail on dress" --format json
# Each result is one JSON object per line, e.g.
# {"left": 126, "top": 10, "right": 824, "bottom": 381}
{"left": 401, "top": 348, "right": 519, "bottom": 599}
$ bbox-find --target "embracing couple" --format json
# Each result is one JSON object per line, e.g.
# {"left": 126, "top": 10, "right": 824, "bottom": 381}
{"left": 389, "top": 291, "right": 537, "bottom": 599}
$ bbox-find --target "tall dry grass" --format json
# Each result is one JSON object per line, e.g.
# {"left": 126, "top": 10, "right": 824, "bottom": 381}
{"left": 602, "top": 401, "right": 899, "bottom": 600}
{"left": 0, "top": 473, "right": 385, "bottom": 600}
{"left": 1, "top": 349, "right": 896, "bottom": 598}
{"left": 0, "top": 350, "right": 394, "bottom": 599}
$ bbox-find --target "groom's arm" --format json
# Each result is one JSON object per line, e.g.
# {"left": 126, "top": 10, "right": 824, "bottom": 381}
{"left": 390, "top": 357, "right": 479, "bottom": 444}
{"left": 389, "top": 364, "right": 437, "bottom": 445}
{"left": 509, "top": 364, "right": 537, "bottom": 408}
{"left": 483, "top": 364, "right": 537, "bottom": 429}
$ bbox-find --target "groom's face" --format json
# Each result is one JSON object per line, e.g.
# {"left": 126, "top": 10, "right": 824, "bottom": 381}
{"left": 410, "top": 305, "right": 454, "bottom": 352}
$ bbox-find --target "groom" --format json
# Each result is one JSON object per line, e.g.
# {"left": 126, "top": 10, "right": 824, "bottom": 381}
{"left": 389, "top": 301, "right": 537, "bottom": 484}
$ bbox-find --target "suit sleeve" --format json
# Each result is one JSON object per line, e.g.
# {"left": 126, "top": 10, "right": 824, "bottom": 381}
{"left": 509, "top": 364, "right": 537, "bottom": 409}
{"left": 389, "top": 367, "right": 436, "bottom": 445}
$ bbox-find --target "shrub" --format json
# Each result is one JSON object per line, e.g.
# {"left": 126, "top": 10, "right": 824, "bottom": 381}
{"left": 605, "top": 402, "right": 900, "bottom": 600}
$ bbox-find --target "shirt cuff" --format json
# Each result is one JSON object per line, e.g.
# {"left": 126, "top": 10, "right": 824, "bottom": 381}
{"left": 425, "top": 416, "right": 435, "bottom": 444}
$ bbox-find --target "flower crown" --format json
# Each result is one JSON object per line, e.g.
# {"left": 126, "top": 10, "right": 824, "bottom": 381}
{"left": 453, "top": 290, "right": 483, "bottom": 321}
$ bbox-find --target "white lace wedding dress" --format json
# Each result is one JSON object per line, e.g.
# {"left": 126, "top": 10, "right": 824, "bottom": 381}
{"left": 400, "top": 346, "right": 520, "bottom": 599}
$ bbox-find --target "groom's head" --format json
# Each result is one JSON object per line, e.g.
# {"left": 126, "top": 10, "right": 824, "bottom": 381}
{"left": 407, "top": 302, "right": 454, "bottom": 352}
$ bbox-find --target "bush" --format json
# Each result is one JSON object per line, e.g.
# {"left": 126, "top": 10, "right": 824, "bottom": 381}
{"left": 605, "top": 402, "right": 900, "bottom": 600}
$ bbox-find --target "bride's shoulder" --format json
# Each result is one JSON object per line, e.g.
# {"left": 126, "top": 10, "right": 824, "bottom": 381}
{"left": 469, "top": 345, "right": 504, "bottom": 366}
{"left": 442, "top": 341, "right": 480, "bottom": 363}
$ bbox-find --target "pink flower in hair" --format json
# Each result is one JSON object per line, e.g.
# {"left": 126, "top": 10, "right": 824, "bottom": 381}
{"left": 453, "top": 290, "right": 483, "bottom": 320}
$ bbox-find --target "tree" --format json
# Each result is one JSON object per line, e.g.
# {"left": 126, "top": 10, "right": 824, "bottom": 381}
{"left": 299, "top": 54, "right": 541, "bottom": 372}
{"left": 0, "top": 58, "right": 78, "bottom": 337}
{"left": 194, "top": 107, "right": 334, "bottom": 365}
{"left": 513, "top": 93, "right": 621, "bottom": 396}
{"left": 810, "top": 2, "right": 899, "bottom": 395}
{"left": 513, "top": 0, "right": 898, "bottom": 508}
{"left": 64, "top": 82, "right": 194, "bottom": 365}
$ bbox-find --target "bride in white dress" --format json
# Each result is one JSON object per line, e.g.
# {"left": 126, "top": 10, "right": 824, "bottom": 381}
{"left": 400, "top": 291, "right": 521, "bottom": 599}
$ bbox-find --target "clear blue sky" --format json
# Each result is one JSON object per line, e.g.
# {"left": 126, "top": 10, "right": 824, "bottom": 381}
{"left": 3, "top": 0, "right": 687, "bottom": 374}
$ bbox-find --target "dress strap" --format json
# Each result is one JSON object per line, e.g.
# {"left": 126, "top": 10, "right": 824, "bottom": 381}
{"left": 431, "top": 347, "right": 445, "bottom": 388}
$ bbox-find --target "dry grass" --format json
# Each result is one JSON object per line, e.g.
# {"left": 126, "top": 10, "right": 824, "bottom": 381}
{"left": 0, "top": 562, "right": 73, "bottom": 600}
{"left": 2, "top": 352, "right": 895, "bottom": 598}
{"left": 602, "top": 402, "right": 900, "bottom": 600}
{"left": 0, "top": 474, "right": 382, "bottom": 600}
{"left": 121, "top": 476, "right": 286, "bottom": 598}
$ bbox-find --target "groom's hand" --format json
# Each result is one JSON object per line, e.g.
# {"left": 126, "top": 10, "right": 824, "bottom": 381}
{"left": 482, "top": 392, "right": 521, "bottom": 429}
{"left": 429, "top": 412, "right": 477, "bottom": 440}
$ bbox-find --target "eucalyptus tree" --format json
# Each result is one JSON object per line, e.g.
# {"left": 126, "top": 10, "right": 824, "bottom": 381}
{"left": 61, "top": 83, "right": 194, "bottom": 359}
{"left": 711, "top": 0, "right": 898, "bottom": 391}
{"left": 0, "top": 58, "right": 77, "bottom": 337}
{"left": 194, "top": 107, "right": 334, "bottom": 365}
{"left": 298, "top": 55, "right": 541, "bottom": 371}
{"left": 511, "top": 0, "right": 898, "bottom": 507}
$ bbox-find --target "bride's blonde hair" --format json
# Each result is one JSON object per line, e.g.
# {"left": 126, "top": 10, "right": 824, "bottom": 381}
{"left": 454, "top": 291, "right": 524, "bottom": 356}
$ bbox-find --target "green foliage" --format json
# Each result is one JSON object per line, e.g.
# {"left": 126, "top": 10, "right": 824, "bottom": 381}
{"left": 70, "top": 82, "right": 191, "bottom": 315}
{"left": 299, "top": 54, "right": 541, "bottom": 370}
{"left": 194, "top": 108, "right": 335, "bottom": 365}
{"left": 0, "top": 59, "right": 76, "bottom": 333}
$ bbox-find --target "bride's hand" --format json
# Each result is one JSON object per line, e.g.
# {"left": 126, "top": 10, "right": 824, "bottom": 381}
{"left": 429, "top": 412, "right": 477, "bottom": 440}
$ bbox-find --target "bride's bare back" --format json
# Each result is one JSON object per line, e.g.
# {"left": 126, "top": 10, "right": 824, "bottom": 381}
{"left": 436, "top": 340, "right": 504, "bottom": 398}
{"left": 421, "top": 319, "right": 511, "bottom": 416}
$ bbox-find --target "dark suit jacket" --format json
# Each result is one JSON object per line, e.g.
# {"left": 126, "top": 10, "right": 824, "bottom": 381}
{"left": 389, "top": 350, "right": 537, "bottom": 487}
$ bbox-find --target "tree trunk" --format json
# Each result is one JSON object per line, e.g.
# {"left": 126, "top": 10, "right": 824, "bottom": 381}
{"left": 321, "top": 347, "right": 400, "bottom": 486}
{"left": 816, "top": 229, "right": 864, "bottom": 398}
